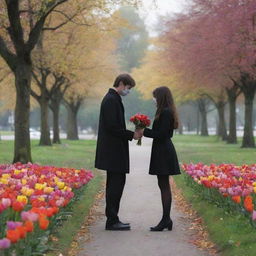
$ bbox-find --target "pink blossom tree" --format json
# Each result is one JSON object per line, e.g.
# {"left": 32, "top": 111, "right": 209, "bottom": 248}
{"left": 161, "top": 0, "right": 256, "bottom": 147}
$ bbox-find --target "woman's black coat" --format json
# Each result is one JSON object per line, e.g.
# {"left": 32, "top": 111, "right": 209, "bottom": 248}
{"left": 95, "top": 88, "right": 134, "bottom": 173}
{"left": 144, "top": 108, "right": 180, "bottom": 175}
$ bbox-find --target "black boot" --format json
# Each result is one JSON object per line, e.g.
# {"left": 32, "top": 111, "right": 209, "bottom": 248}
{"left": 150, "top": 219, "right": 173, "bottom": 231}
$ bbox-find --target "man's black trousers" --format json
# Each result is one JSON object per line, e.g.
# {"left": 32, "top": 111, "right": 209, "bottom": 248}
{"left": 105, "top": 172, "right": 126, "bottom": 225}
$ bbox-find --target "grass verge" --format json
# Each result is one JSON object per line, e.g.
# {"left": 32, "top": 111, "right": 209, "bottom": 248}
{"left": 46, "top": 170, "right": 103, "bottom": 256}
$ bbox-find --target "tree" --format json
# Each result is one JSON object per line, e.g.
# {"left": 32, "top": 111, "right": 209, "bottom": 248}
{"left": 160, "top": 0, "right": 256, "bottom": 146}
{"left": 116, "top": 6, "right": 149, "bottom": 72}
{"left": 0, "top": 0, "right": 80, "bottom": 162}
{"left": 226, "top": 81, "right": 241, "bottom": 144}
{"left": 49, "top": 74, "right": 69, "bottom": 144}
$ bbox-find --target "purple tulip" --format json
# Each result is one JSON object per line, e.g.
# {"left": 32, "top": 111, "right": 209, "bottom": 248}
{"left": 7, "top": 221, "right": 23, "bottom": 230}
{"left": 0, "top": 238, "right": 11, "bottom": 249}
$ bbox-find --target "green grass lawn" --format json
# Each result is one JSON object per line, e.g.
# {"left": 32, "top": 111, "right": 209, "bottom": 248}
{"left": 172, "top": 135, "right": 256, "bottom": 256}
{"left": 0, "top": 139, "right": 97, "bottom": 168}
{"left": 0, "top": 131, "right": 14, "bottom": 136}
{"left": 173, "top": 134, "right": 256, "bottom": 165}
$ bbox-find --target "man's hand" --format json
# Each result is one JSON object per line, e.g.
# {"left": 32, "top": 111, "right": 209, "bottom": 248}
{"left": 133, "top": 131, "right": 141, "bottom": 140}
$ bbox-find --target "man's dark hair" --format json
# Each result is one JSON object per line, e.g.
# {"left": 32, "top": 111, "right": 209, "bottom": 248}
{"left": 113, "top": 74, "right": 136, "bottom": 88}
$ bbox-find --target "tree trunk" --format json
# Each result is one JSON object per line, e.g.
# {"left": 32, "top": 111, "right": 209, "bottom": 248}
{"left": 39, "top": 98, "right": 51, "bottom": 146}
{"left": 49, "top": 77, "right": 69, "bottom": 144}
{"left": 50, "top": 100, "right": 61, "bottom": 144}
{"left": 240, "top": 75, "right": 256, "bottom": 148}
{"left": 31, "top": 71, "right": 52, "bottom": 146}
{"left": 242, "top": 89, "right": 255, "bottom": 148}
{"left": 66, "top": 105, "right": 79, "bottom": 140}
{"left": 196, "top": 109, "right": 200, "bottom": 135}
{"left": 201, "top": 111, "right": 208, "bottom": 136}
{"left": 198, "top": 99, "right": 209, "bottom": 136}
{"left": 13, "top": 62, "right": 32, "bottom": 163}
{"left": 226, "top": 86, "right": 239, "bottom": 144}
{"left": 216, "top": 101, "right": 227, "bottom": 141}
{"left": 178, "top": 123, "right": 183, "bottom": 134}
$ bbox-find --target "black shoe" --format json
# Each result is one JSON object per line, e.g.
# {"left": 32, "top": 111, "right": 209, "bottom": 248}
{"left": 105, "top": 220, "right": 130, "bottom": 227}
{"left": 119, "top": 221, "right": 130, "bottom": 226}
{"left": 105, "top": 222, "right": 131, "bottom": 231}
{"left": 150, "top": 219, "right": 173, "bottom": 231}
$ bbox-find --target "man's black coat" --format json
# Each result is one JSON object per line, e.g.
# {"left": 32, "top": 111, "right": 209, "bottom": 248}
{"left": 95, "top": 88, "right": 134, "bottom": 173}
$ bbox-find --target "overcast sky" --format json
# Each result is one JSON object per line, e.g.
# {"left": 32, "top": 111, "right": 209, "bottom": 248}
{"left": 139, "top": 0, "right": 187, "bottom": 34}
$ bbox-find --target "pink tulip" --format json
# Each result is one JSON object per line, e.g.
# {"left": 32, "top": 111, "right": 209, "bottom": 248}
{"left": 2, "top": 198, "right": 11, "bottom": 208}
{"left": 21, "top": 211, "right": 39, "bottom": 222}
{"left": 252, "top": 211, "right": 256, "bottom": 221}
{"left": 242, "top": 189, "right": 251, "bottom": 197}
{"left": 0, "top": 238, "right": 11, "bottom": 249}
{"left": 219, "top": 187, "right": 226, "bottom": 194}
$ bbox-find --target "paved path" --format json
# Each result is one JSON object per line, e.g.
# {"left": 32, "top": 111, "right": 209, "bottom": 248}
{"left": 78, "top": 138, "right": 209, "bottom": 256}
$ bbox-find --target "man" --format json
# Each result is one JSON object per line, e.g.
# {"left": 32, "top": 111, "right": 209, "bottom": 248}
{"left": 95, "top": 74, "right": 141, "bottom": 231}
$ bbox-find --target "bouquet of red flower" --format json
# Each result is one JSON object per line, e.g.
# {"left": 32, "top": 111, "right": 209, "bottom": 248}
{"left": 130, "top": 113, "right": 151, "bottom": 146}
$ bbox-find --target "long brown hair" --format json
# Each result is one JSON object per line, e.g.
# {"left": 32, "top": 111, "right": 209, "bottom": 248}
{"left": 153, "top": 86, "right": 179, "bottom": 129}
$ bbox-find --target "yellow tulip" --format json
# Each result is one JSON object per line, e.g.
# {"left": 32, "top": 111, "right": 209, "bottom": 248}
{"left": 24, "top": 189, "right": 34, "bottom": 197}
{"left": 35, "top": 183, "right": 44, "bottom": 190}
{"left": 14, "top": 170, "right": 21, "bottom": 175}
{"left": 0, "top": 178, "right": 8, "bottom": 184}
{"left": 44, "top": 187, "right": 54, "bottom": 194}
{"left": 2, "top": 174, "right": 10, "bottom": 179}
{"left": 17, "top": 195, "right": 28, "bottom": 204}
{"left": 208, "top": 175, "right": 215, "bottom": 181}
{"left": 54, "top": 177, "right": 59, "bottom": 182}
{"left": 57, "top": 182, "right": 65, "bottom": 189}
{"left": 21, "top": 179, "right": 27, "bottom": 185}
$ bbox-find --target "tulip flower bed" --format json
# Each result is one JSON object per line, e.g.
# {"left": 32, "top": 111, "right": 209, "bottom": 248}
{"left": 0, "top": 162, "right": 93, "bottom": 255}
{"left": 182, "top": 163, "right": 256, "bottom": 226}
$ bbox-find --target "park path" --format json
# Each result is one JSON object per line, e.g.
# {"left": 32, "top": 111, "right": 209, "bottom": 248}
{"left": 78, "top": 138, "right": 210, "bottom": 256}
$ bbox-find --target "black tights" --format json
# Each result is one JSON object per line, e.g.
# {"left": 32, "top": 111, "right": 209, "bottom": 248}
{"left": 157, "top": 175, "right": 172, "bottom": 222}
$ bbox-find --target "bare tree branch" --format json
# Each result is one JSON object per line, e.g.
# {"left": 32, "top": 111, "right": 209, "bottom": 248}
{"left": 28, "top": 0, "right": 35, "bottom": 31}
{"left": 30, "top": 88, "right": 40, "bottom": 101}
{"left": 0, "top": 35, "right": 17, "bottom": 71}
{"left": 0, "top": 70, "right": 11, "bottom": 83}
{"left": 32, "top": 70, "right": 43, "bottom": 88}
{"left": 26, "top": 0, "right": 69, "bottom": 52}
{"left": 5, "top": 0, "right": 25, "bottom": 53}
{"left": 43, "top": 10, "right": 92, "bottom": 31}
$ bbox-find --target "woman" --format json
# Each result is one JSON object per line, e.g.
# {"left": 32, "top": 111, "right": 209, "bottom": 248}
{"left": 142, "top": 86, "right": 181, "bottom": 231}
